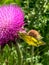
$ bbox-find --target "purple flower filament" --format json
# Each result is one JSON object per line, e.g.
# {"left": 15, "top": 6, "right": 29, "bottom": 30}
{"left": 0, "top": 4, "right": 24, "bottom": 46}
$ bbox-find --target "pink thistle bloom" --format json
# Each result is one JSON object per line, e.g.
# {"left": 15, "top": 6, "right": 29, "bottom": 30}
{"left": 0, "top": 4, "right": 25, "bottom": 46}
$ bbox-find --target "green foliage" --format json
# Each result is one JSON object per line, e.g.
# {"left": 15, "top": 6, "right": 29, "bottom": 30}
{"left": 0, "top": 0, "right": 49, "bottom": 65}
{"left": 0, "top": 0, "right": 21, "bottom": 5}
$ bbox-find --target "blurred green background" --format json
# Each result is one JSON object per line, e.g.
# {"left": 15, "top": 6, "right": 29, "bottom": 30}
{"left": 0, "top": 0, "right": 49, "bottom": 65}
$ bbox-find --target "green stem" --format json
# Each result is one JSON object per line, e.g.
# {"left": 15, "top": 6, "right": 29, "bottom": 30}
{"left": 31, "top": 46, "right": 34, "bottom": 65}
{"left": 14, "top": 40, "right": 23, "bottom": 65}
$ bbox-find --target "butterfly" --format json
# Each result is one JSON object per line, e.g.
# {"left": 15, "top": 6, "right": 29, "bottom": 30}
{"left": 19, "top": 32, "right": 45, "bottom": 47}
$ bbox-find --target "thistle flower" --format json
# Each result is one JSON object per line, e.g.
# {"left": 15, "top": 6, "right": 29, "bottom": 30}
{"left": 0, "top": 4, "right": 24, "bottom": 46}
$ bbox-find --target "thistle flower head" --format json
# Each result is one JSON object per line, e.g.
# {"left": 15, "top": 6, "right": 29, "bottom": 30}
{"left": 0, "top": 4, "right": 24, "bottom": 46}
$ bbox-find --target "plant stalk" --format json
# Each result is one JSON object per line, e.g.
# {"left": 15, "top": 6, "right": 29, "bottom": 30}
{"left": 31, "top": 46, "right": 34, "bottom": 65}
{"left": 14, "top": 39, "right": 23, "bottom": 65}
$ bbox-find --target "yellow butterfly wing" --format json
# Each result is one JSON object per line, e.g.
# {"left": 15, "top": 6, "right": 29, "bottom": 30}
{"left": 19, "top": 33, "right": 45, "bottom": 47}
{"left": 37, "top": 40, "right": 45, "bottom": 46}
